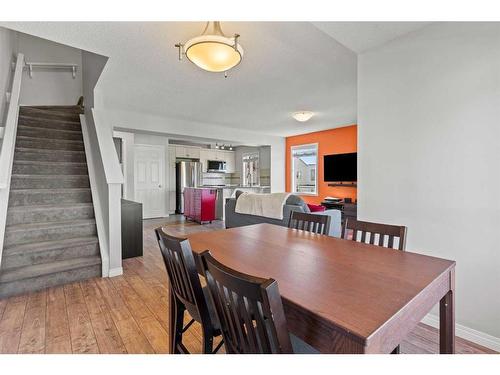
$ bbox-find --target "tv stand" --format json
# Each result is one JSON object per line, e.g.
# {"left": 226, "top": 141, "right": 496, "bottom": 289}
{"left": 327, "top": 182, "right": 357, "bottom": 187}
{"left": 321, "top": 199, "right": 357, "bottom": 223}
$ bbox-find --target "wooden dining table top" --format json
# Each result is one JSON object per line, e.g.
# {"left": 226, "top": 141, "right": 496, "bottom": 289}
{"left": 186, "top": 223, "right": 455, "bottom": 347}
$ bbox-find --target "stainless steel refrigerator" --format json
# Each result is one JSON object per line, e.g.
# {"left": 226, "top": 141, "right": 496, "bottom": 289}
{"left": 175, "top": 160, "right": 201, "bottom": 214}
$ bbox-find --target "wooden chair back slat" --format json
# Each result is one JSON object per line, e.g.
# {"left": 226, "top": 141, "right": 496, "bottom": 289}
{"left": 388, "top": 235, "right": 395, "bottom": 249}
{"left": 250, "top": 298, "right": 270, "bottom": 352}
{"left": 288, "top": 211, "right": 331, "bottom": 235}
{"left": 239, "top": 296, "right": 258, "bottom": 352}
{"left": 342, "top": 219, "right": 407, "bottom": 251}
{"left": 173, "top": 252, "right": 191, "bottom": 301}
{"left": 200, "top": 251, "right": 293, "bottom": 354}
{"left": 378, "top": 233, "right": 385, "bottom": 247}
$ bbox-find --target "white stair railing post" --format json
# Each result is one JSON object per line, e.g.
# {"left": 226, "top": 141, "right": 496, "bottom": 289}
{"left": 80, "top": 109, "right": 124, "bottom": 278}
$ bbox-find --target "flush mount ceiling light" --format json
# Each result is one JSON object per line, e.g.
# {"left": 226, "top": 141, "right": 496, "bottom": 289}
{"left": 175, "top": 22, "right": 243, "bottom": 75}
{"left": 292, "top": 111, "right": 314, "bottom": 122}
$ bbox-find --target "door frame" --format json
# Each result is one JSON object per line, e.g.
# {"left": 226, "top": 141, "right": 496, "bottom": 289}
{"left": 133, "top": 143, "right": 167, "bottom": 219}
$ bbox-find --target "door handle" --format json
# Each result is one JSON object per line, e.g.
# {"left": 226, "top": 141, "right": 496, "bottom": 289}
{"left": 159, "top": 184, "right": 162, "bottom": 188}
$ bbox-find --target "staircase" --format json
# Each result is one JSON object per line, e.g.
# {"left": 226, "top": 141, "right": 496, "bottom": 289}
{"left": 0, "top": 106, "right": 101, "bottom": 299}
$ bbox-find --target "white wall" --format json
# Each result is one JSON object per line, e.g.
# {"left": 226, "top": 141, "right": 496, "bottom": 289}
{"left": 18, "top": 32, "right": 82, "bottom": 106}
{"left": 358, "top": 23, "right": 500, "bottom": 339}
{"left": 0, "top": 27, "right": 17, "bottom": 127}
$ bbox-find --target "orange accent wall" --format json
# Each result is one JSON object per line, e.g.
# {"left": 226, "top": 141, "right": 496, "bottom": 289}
{"left": 286, "top": 125, "right": 357, "bottom": 205}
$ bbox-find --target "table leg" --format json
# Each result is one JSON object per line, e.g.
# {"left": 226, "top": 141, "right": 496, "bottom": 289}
{"left": 168, "top": 285, "right": 175, "bottom": 354}
{"left": 439, "top": 270, "right": 455, "bottom": 354}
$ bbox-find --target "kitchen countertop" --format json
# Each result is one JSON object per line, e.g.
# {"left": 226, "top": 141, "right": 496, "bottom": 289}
{"left": 201, "top": 185, "right": 270, "bottom": 189}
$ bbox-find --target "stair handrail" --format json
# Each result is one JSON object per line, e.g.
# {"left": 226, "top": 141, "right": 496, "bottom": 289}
{"left": 0, "top": 53, "right": 24, "bottom": 189}
{"left": 22, "top": 61, "right": 78, "bottom": 79}
{"left": 0, "top": 53, "right": 24, "bottom": 262}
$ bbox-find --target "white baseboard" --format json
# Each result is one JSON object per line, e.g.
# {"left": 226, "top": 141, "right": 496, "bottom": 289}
{"left": 421, "top": 313, "right": 500, "bottom": 352}
{"left": 108, "top": 267, "right": 123, "bottom": 277}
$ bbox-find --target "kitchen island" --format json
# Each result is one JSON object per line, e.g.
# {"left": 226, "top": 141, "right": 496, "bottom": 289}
{"left": 201, "top": 185, "right": 271, "bottom": 220}
{"left": 183, "top": 187, "right": 217, "bottom": 224}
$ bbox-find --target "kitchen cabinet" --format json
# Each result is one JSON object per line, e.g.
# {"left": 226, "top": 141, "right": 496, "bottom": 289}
{"left": 214, "top": 150, "right": 224, "bottom": 160}
{"left": 199, "top": 149, "right": 235, "bottom": 172}
{"left": 223, "top": 151, "right": 236, "bottom": 173}
{"left": 211, "top": 150, "right": 235, "bottom": 173}
{"left": 200, "top": 149, "right": 216, "bottom": 172}
{"left": 174, "top": 146, "right": 186, "bottom": 158}
{"left": 175, "top": 145, "right": 200, "bottom": 159}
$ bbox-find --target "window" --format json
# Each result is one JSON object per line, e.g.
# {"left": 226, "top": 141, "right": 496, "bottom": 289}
{"left": 242, "top": 152, "right": 260, "bottom": 187}
{"left": 291, "top": 144, "right": 318, "bottom": 195}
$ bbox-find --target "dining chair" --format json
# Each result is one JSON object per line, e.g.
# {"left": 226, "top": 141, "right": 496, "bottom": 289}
{"left": 199, "top": 250, "right": 319, "bottom": 354}
{"left": 155, "top": 227, "right": 223, "bottom": 354}
{"left": 341, "top": 218, "right": 407, "bottom": 250}
{"left": 288, "top": 211, "right": 331, "bottom": 235}
{"left": 341, "top": 218, "right": 407, "bottom": 353}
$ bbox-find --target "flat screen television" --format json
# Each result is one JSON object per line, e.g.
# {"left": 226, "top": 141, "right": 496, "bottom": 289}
{"left": 324, "top": 153, "right": 357, "bottom": 182}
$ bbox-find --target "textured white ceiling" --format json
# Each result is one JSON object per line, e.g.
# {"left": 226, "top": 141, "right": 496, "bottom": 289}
{"left": 0, "top": 22, "right": 429, "bottom": 137}
{"left": 312, "top": 22, "right": 431, "bottom": 53}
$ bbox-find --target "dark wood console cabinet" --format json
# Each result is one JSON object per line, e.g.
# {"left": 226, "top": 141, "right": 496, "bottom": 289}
{"left": 121, "top": 199, "right": 143, "bottom": 259}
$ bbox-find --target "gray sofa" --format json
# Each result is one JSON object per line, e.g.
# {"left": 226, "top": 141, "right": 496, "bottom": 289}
{"left": 225, "top": 192, "right": 342, "bottom": 237}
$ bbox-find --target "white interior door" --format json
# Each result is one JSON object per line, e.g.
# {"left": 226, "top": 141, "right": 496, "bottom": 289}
{"left": 134, "top": 144, "right": 166, "bottom": 219}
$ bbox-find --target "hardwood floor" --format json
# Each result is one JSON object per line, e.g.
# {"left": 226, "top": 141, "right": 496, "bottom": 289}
{"left": 0, "top": 216, "right": 496, "bottom": 354}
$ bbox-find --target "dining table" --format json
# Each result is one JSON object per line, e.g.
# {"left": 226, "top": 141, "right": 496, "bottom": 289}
{"left": 183, "top": 223, "right": 456, "bottom": 354}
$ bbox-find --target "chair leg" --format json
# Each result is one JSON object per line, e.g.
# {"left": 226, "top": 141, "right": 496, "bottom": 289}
{"left": 391, "top": 345, "right": 401, "bottom": 354}
{"left": 212, "top": 339, "right": 224, "bottom": 354}
{"left": 202, "top": 329, "right": 214, "bottom": 354}
{"left": 172, "top": 301, "right": 186, "bottom": 354}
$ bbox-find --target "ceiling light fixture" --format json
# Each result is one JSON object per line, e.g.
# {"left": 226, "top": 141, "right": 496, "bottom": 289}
{"left": 292, "top": 111, "right": 314, "bottom": 122}
{"left": 214, "top": 143, "right": 233, "bottom": 150}
{"left": 175, "top": 22, "right": 243, "bottom": 76}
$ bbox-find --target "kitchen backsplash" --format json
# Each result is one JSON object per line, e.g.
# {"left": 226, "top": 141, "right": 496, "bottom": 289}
{"left": 227, "top": 171, "right": 241, "bottom": 185}
{"left": 260, "top": 168, "right": 271, "bottom": 187}
{"left": 202, "top": 172, "right": 226, "bottom": 186}
{"left": 202, "top": 170, "right": 270, "bottom": 187}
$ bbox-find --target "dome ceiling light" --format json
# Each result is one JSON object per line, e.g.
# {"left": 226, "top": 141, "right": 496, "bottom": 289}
{"left": 175, "top": 22, "right": 243, "bottom": 77}
{"left": 292, "top": 111, "right": 314, "bottom": 122}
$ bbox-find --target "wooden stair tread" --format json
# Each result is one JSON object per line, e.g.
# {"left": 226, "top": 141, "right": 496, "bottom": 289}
{"left": 3, "top": 236, "right": 99, "bottom": 256}
{"left": 0, "top": 256, "right": 101, "bottom": 283}
{"left": 5, "top": 218, "right": 96, "bottom": 232}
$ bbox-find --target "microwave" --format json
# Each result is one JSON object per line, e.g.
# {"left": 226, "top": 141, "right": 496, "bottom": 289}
{"left": 207, "top": 160, "right": 227, "bottom": 172}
